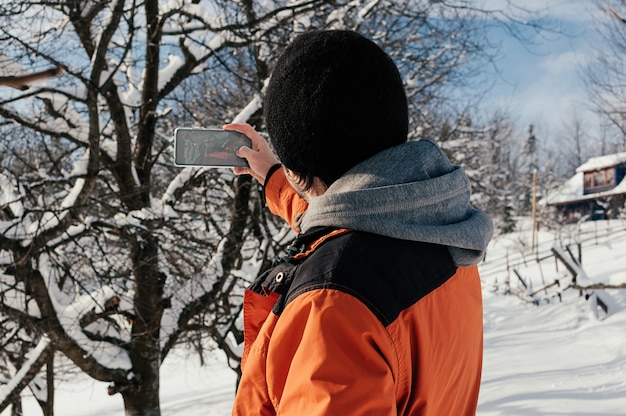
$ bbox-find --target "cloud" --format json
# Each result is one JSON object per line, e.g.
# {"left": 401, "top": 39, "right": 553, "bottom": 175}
{"left": 480, "top": 1, "right": 602, "bottom": 136}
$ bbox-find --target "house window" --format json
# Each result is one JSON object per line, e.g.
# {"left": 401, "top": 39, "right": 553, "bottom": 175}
{"left": 584, "top": 168, "right": 617, "bottom": 192}
{"left": 607, "top": 168, "right": 615, "bottom": 185}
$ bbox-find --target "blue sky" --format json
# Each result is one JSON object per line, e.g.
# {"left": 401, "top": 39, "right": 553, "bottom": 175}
{"left": 483, "top": 0, "right": 600, "bottom": 139}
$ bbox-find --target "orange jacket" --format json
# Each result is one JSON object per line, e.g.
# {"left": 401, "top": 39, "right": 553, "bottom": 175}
{"left": 233, "top": 169, "right": 483, "bottom": 415}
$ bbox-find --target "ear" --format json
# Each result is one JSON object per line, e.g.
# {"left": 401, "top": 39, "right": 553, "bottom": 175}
{"left": 283, "top": 167, "right": 303, "bottom": 184}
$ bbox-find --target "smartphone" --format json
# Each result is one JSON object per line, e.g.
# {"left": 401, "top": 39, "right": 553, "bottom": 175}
{"left": 174, "top": 128, "right": 251, "bottom": 167}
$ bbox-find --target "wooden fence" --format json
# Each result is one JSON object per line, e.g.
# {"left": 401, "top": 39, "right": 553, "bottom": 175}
{"left": 481, "top": 220, "right": 626, "bottom": 319}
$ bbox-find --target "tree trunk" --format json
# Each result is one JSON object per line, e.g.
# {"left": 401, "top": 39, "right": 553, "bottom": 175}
{"left": 43, "top": 351, "right": 54, "bottom": 416}
{"left": 10, "top": 399, "right": 22, "bottom": 416}
{"left": 121, "top": 370, "right": 160, "bottom": 416}
{"left": 123, "top": 230, "right": 164, "bottom": 416}
{"left": 122, "top": 307, "right": 162, "bottom": 416}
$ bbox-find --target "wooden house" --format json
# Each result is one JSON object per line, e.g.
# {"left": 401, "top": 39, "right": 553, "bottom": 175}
{"left": 546, "top": 152, "right": 626, "bottom": 223}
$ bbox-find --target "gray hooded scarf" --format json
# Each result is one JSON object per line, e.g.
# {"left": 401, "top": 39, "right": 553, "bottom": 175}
{"left": 300, "top": 139, "right": 494, "bottom": 267}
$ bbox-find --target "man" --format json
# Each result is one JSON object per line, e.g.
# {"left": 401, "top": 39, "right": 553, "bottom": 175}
{"left": 227, "top": 30, "right": 493, "bottom": 415}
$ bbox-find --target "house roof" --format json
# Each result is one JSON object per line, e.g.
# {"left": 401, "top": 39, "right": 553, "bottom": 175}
{"left": 545, "top": 172, "right": 583, "bottom": 205}
{"left": 546, "top": 173, "right": 626, "bottom": 206}
{"left": 576, "top": 151, "right": 626, "bottom": 172}
{"left": 546, "top": 151, "right": 626, "bottom": 206}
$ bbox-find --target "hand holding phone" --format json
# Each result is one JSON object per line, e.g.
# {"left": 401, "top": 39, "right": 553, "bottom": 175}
{"left": 224, "top": 123, "right": 281, "bottom": 184}
{"left": 174, "top": 128, "right": 251, "bottom": 167}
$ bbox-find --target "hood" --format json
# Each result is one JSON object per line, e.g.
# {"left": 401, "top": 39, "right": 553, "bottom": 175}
{"left": 300, "top": 139, "right": 494, "bottom": 266}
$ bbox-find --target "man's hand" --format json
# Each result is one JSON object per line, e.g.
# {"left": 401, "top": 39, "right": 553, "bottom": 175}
{"left": 224, "top": 123, "right": 280, "bottom": 184}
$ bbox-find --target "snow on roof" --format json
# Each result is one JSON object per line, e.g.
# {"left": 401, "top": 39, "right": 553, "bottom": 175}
{"left": 547, "top": 151, "right": 626, "bottom": 205}
{"left": 547, "top": 173, "right": 626, "bottom": 205}
{"left": 545, "top": 171, "right": 584, "bottom": 205}
{"left": 576, "top": 151, "right": 626, "bottom": 172}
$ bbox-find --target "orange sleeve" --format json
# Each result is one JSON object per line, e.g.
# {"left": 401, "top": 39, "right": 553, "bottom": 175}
{"left": 264, "top": 168, "right": 309, "bottom": 232}
{"left": 266, "top": 289, "right": 398, "bottom": 415}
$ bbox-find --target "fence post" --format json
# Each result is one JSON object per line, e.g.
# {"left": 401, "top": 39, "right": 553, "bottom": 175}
{"left": 505, "top": 249, "right": 510, "bottom": 295}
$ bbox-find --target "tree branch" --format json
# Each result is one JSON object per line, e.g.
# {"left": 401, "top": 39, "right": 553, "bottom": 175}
{"left": 0, "top": 338, "right": 54, "bottom": 414}
{"left": 0, "top": 66, "right": 64, "bottom": 90}
{"left": 608, "top": 5, "right": 626, "bottom": 24}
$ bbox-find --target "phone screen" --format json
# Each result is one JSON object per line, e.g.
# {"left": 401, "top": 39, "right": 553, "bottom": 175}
{"left": 174, "top": 128, "right": 251, "bottom": 167}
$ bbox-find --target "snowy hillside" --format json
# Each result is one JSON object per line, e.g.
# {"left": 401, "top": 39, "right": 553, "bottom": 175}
{"left": 478, "top": 219, "right": 626, "bottom": 415}
{"left": 5, "top": 220, "right": 626, "bottom": 415}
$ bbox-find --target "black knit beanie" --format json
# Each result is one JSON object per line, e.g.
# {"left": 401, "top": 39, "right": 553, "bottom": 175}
{"left": 264, "top": 30, "right": 408, "bottom": 188}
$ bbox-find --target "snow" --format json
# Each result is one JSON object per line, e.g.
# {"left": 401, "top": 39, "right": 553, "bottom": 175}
{"left": 49, "top": 281, "right": 133, "bottom": 371}
{"left": 159, "top": 241, "right": 219, "bottom": 347}
{"left": 546, "top": 172, "right": 626, "bottom": 205}
{"left": 545, "top": 171, "right": 584, "bottom": 205}
{"left": 162, "top": 166, "right": 205, "bottom": 204}
{"left": 0, "top": 172, "right": 24, "bottom": 217}
{"left": 479, "top": 292, "right": 626, "bottom": 415}
{"left": 229, "top": 94, "right": 262, "bottom": 124}
{"left": 4, "top": 219, "right": 626, "bottom": 415}
{"left": 4, "top": 350, "right": 236, "bottom": 416}
{"left": 577, "top": 152, "right": 626, "bottom": 172}
{"left": 158, "top": 54, "right": 184, "bottom": 91}
{"left": 0, "top": 337, "right": 50, "bottom": 406}
{"left": 478, "top": 219, "right": 626, "bottom": 414}
{"left": 356, "top": 0, "right": 380, "bottom": 24}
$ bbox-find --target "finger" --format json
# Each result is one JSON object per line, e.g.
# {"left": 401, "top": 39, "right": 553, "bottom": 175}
{"left": 236, "top": 145, "right": 253, "bottom": 158}
{"left": 234, "top": 166, "right": 263, "bottom": 183}
{"left": 223, "top": 123, "right": 266, "bottom": 149}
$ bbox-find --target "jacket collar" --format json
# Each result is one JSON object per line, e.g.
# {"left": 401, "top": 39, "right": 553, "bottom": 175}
{"left": 249, "top": 227, "right": 351, "bottom": 296}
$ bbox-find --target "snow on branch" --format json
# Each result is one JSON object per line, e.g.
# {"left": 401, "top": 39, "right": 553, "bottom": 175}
{"left": 158, "top": 54, "right": 185, "bottom": 92}
{"left": 0, "top": 336, "right": 52, "bottom": 413}
{"left": 0, "top": 172, "right": 25, "bottom": 218}
{"left": 231, "top": 94, "right": 262, "bottom": 124}
{"left": 161, "top": 167, "right": 207, "bottom": 205}
{"left": 36, "top": 252, "right": 132, "bottom": 371}
{"left": 356, "top": 0, "right": 381, "bottom": 25}
{"left": 0, "top": 150, "right": 92, "bottom": 245}
{"left": 160, "top": 236, "right": 225, "bottom": 350}
{"left": 35, "top": 90, "right": 90, "bottom": 144}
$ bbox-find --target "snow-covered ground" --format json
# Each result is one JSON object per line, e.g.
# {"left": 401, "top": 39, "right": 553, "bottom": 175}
{"left": 479, "top": 219, "right": 626, "bottom": 415}
{"left": 5, "top": 220, "right": 626, "bottom": 415}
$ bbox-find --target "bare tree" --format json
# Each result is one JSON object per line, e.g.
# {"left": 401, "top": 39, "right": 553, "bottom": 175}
{"left": 585, "top": 0, "right": 626, "bottom": 148}
{"left": 0, "top": 1, "right": 551, "bottom": 414}
{"left": 555, "top": 111, "right": 593, "bottom": 178}
{"left": 0, "top": 1, "right": 324, "bottom": 414}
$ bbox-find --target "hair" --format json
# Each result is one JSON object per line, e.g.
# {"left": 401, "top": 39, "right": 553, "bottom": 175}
{"left": 264, "top": 30, "right": 409, "bottom": 189}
